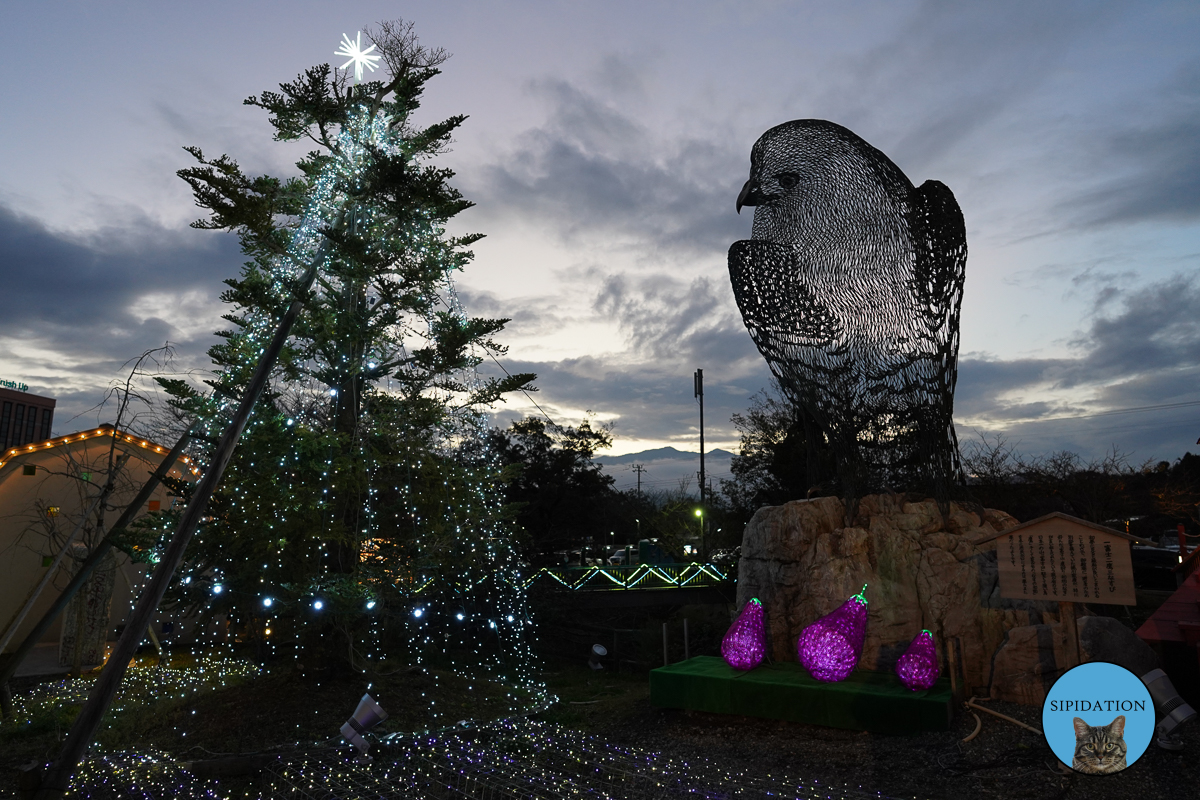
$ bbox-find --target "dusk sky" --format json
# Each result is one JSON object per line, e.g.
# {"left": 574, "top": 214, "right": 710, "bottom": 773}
{"left": 1, "top": 1, "right": 1198, "bottom": 475}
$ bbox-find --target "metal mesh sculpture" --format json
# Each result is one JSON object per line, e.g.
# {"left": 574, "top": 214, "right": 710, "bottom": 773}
{"left": 729, "top": 120, "right": 965, "bottom": 517}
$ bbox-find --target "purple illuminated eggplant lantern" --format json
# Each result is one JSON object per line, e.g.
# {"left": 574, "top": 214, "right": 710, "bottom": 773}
{"left": 796, "top": 585, "right": 868, "bottom": 682}
{"left": 895, "top": 629, "right": 940, "bottom": 691}
{"left": 721, "top": 597, "right": 766, "bottom": 670}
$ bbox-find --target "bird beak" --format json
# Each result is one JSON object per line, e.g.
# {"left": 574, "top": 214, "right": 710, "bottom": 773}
{"left": 736, "top": 178, "right": 761, "bottom": 214}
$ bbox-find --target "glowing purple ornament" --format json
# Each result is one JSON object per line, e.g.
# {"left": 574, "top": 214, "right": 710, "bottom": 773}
{"left": 796, "top": 585, "right": 868, "bottom": 682}
{"left": 895, "top": 629, "right": 940, "bottom": 691}
{"left": 721, "top": 597, "right": 766, "bottom": 670}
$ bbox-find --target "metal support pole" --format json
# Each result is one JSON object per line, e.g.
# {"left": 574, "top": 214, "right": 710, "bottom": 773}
{"left": 34, "top": 232, "right": 336, "bottom": 800}
{"left": 694, "top": 369, "right": 705, "bottom": 508}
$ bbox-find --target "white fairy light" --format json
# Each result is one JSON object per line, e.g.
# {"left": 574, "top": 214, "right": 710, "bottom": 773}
{"left": 335, "top": 32, "right": 381, "bottom": 82}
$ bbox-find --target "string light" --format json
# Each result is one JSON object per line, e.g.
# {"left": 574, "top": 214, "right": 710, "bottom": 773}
{"left": 0, "top": 424, "right": 197, "bottom": 474}
{"left": 721, "top": 597, "right": 766, "bottom": 671}
{"left": 796, "top": 585, "right": 869, "bottom": 682}
{"left": 49, "top": 717, "right": 887, "bottom": 799}
{"left": 895, "top": 629, "right": 941, "bottom": 691}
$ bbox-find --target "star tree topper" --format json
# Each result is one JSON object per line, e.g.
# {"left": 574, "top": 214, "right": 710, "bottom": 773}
{"left": 335, "top": 31, "right": 381, "bottom": 82}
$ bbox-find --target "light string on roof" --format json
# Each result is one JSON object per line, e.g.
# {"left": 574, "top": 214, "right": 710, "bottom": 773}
{"left": 0, "top": 425, "right": 198, "bottom": 475}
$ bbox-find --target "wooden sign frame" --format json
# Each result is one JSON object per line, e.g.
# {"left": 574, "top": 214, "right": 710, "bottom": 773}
{"left": 973, "top": 512, "right": 1139, "bottom": 606}
{"left": 973, "top": 512, "right": 1141, "bottom": 670}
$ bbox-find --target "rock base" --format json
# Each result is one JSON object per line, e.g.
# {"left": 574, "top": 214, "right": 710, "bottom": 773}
{"left": 737, "top": 494, "right": 1065, "bottom": 701}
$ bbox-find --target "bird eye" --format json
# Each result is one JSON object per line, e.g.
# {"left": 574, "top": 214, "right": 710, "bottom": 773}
{"left": 776, "top": 172, "right": 800, "bottom": 190}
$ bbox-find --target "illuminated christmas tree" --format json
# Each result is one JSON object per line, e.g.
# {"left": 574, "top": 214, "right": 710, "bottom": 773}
{"left": 158, "top": 22, "right": 543, "bottom": 718}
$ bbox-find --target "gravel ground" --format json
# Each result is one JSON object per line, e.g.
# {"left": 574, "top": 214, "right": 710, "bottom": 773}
{"left": 580, "top": 696, "right": 1200, "bottom": 800}
{"left": 4, "top": 657, "right": 1197, "bottom": 799}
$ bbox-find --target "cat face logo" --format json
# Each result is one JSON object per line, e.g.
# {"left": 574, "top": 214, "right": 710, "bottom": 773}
{"left": 1072, "top": 715, "right": 1127, "bottom": 774}
{"left": 1042, "top": 662, "right": 1154, "bottom": 775}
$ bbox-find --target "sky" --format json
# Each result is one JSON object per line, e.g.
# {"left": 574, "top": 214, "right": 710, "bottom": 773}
{"left": 1, "top": 1, "right": 1198, "bottom": 476}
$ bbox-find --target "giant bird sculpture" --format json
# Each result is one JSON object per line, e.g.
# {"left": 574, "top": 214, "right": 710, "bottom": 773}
{"left": 728, "top": 119, "right": 966, "bottom": 518}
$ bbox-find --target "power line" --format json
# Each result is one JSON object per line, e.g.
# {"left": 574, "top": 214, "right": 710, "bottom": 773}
{"left": 1062, "top": 399, "right": 1200, "bottom": 419}
{"left": 482, "top": 349, "right": 561, "bottom": 431}
{"left": 961, "top": 399, "right": 1200, "bottom": 428}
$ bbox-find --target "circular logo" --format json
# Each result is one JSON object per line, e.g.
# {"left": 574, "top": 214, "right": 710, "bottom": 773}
{"left": 1042, "top": 661, "right": 1154, "bottom": 775}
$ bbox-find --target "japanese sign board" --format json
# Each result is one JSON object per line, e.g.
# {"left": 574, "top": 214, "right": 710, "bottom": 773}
{"left": 973, "top": 513, "right": 1138, "bottom": 606}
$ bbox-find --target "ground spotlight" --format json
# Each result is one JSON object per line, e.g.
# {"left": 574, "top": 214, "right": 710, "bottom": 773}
{"left": 588, "top": 643, "right": 608, "bottom": 670}
{"left": 340, "top": 694, "right": 388, "bottom": 756}
{"left": 1141, "top": 668, "right": 1197, "bottom": 750}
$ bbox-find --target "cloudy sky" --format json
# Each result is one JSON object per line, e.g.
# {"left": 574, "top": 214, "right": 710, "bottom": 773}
{"left": 1, "top": 1, "right": 1198, "bottom": 480}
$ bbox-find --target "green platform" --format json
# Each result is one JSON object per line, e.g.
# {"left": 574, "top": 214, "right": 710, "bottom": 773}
{"left": 650, "top": 656, "right": 952, "bottom": 734}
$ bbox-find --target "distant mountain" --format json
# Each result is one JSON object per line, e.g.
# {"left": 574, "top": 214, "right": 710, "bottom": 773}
{"left": 595, "top": 446, "right": 737, "bottom": 494}
{"left": 595, "top": 446, "right": 737, "bottom": 465}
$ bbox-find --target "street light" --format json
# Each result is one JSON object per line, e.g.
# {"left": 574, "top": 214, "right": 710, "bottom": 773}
{"left": 694, "top": 508, "right": 704, "bottom": 562}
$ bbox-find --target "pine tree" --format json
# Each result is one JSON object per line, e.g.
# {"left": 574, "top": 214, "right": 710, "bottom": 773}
{"left": 158, "top": 23, "right": 541, "bottom": 709}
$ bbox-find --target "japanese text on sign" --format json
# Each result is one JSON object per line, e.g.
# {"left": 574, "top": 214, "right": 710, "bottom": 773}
{"left": 996, "top": 532, "right": 1135, "bottom": 605}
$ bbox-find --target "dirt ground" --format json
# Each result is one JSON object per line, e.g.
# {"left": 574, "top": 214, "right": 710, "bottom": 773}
{"left": 2, "top": 641, "right": 1198, "bottom": 799}
{"left": 554, "top": 670, "right": 1200, "bottom": 800}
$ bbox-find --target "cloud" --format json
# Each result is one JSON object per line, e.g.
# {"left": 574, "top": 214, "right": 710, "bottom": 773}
{"left": 469, "top": 79, "right": 747, "bottom": 259}
{"left": 955, "top": 270, "right": 1200, "bottom": 458}
{"left": 1066, "top": 58, "right": 1200, "bottom": 228}
{"left": 591, "top": 271, "right": 758, "bottom": 364}
{"left": 1073, "top": 272, "right": 1200, "bottom": 379}
{"left": 483, "top": 352, "right": 773, "bottom": 453}
{"left": 829, "top": 2, "right": 1116, "bottom": 171}
{"left": 0, "top": 204, "right": 240, "bottom": 426}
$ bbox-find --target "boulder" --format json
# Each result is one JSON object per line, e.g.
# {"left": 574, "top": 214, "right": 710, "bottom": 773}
{"left": 991, "top": 615, "right": 1159, "bottom": 705}
{"left": 737, "top": 493, "right": 1060, "bottom": 699}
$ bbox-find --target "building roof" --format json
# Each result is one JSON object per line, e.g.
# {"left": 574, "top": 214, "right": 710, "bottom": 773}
{"left": 0, "top": 423, "right": 199, "bottom": 477}
{"left": 971, "top": 510, "right": 1144, "bottom": 547}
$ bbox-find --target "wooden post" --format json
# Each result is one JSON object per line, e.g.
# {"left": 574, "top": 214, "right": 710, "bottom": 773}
{"left": 1059, "top": 601, "right": 1080, "bottom": 669}
{"left": 945, "top": 638, "right": 956, "bottom": 698}
{"left": 946, "top": 636, "right": 963, "bottom": 703}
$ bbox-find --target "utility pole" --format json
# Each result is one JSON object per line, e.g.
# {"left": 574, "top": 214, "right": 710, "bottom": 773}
{"left": 694, "top": 369, "right": 705, "bottom": 510}
{"left": 631, "top": 463, "right": 646, "bottom": 498}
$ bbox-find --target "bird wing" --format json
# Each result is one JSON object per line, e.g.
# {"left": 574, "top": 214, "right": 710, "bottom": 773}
{"left": 728, "top": 240, "right": 843, "bottom": 360}
{"left": 909, "top": 180, "right": 965, "bottom": 333}
{"left": 907, "top": 179, "right": 966, "bottom": 393}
